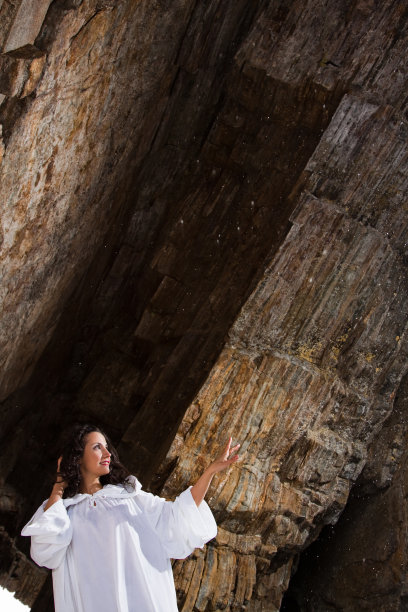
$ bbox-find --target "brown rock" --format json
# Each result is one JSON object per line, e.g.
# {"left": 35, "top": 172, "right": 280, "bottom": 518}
{"left": 0, "top": 0, "right": 193, "bottom": 401}
{"left": 160, "top": 96, "right": 408, "bottom": 609}
{"left": 0, "top": 1, "right": 406, "bottom": 610}
{"left": 0, "top": 124, "right": 4, "bottom": 164}
{"left": 0, "top": 45, "right": 46, "bottom": 98}
{"left": 286, "top": 372, "right": 408, "bottom": 611}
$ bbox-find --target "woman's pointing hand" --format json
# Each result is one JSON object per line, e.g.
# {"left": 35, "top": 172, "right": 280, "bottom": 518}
{"left": 190, "top": 437, "right": 240, "bottom": 507}
{"left": 208, "top": 437, "right": 240, "bottom": 474}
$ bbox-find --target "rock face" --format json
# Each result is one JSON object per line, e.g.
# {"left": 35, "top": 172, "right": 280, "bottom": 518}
{"left": 0, "top": 0, "right": 407, "bottom": 610}
{"left": 285, "top": 372, "right": 408, "bottom": 611}
{"left": 0, "top": 0, "right": 198, "bottom": 402}
{"left": 160, "top": 99, "right": 408, "bottom": 609}
{"left": 0, "top": 483, "right": 47, "bottom": 605}
{"left": 0, "top": 44, "right": 46, "bottom": 98}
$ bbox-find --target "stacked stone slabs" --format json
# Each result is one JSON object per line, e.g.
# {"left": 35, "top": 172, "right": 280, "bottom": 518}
{"left": 286, "top": 372, "right": 408, "bottom": 611}
{"left": 160, "top": 96, "right": 408, "bottom": 610}
{"left": 0, "top": 0, "right": 199, "bottom": 402}
{"left": 0, "top": 0, "right": 406, "bottom": 609}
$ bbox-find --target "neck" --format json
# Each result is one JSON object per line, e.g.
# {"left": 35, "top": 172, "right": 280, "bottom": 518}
{"left": 79, "top": 475, "right": 103, "bottom": 495}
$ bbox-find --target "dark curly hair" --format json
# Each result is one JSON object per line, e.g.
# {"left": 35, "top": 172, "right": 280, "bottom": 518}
{"left": 57, "top": 423, "right": 134, "bottom": 498}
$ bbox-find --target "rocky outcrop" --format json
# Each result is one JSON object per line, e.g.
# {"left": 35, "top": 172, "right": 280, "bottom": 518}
{"left": 157, "top": 5, "right": 408, "bottom": 606}
{"left": 0, "top": 45, "right": 46, "bottom": 98}
{"left": 0, "top": 0, "right": 406, "bottom": 610}
{"left": 160, "top": 96, "right": 408, "bottom": 608}
{"left": 0, "top": 0, "right": 200, "bottom": 402}
{"left": 0, "top": 484, "right": 46, "bottom": 607}
{"left": 285, "top": 372, "right": 408, "bottom": 611}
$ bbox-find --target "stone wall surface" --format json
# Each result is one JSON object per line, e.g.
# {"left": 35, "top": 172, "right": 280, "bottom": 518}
{"left": 156, "top": 2, "right": 408, "bottom": 609}
{"left": 160, "top": 97, "right": 408, "bottom": 609}
{"left": 0, "top": 0, "right": 53, "bottom": 53}
{"left": 285, "top": 372, "right": 408, "bottom": 611}
{"left": 0, "top": 0, "right": 406, "bottom": 610}
{"left": 0, "top": 0, "right": 196, "bottom": 402}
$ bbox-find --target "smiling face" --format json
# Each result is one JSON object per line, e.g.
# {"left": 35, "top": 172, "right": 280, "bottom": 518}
{"left": 79, "top": 431, "right": 111, "bottom": 481}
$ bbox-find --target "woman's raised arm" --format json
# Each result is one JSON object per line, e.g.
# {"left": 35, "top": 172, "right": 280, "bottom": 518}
{"left": 190, "top": 437, "right": 240, "bottom": 507}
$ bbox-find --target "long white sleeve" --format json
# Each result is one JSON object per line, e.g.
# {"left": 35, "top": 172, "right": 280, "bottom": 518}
{"left": 135, "top": 486, "right": 217, "bottom": 559}
{"left": 21, "top": 499, "right": 73, "bottom": 569}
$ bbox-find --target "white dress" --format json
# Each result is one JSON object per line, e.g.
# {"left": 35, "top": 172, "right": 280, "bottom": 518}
{"left": 21, "top": 476, "right": 217, "bottom": 612}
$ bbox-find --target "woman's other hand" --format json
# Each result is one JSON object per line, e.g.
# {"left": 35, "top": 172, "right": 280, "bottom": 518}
{"left": 53, "top": 455, "right": 68, "bottom": 493}
{"left": 44, "top": 456, "right": 68, "bottom": 511}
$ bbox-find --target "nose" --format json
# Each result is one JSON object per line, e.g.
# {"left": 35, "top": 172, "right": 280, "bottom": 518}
{"left": 103, "top": 449, "right": 111, "bottom": 459}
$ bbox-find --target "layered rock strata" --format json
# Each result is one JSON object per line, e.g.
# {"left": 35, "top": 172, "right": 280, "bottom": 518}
{"left": 285, "top": 372, "right": 408, "bottom": 611}
{"left": 159, "top": 62, "right": 408, "bottom": 612}
{"left": 0, "top": 0, "right": 406, "bottom": 610}
{"left": 0, "top": 0, "right": 199, "bottom": 402}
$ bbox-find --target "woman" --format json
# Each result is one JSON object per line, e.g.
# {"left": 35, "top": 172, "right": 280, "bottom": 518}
{"left": 21, "top": 424, "right": 240, "bottom": 612}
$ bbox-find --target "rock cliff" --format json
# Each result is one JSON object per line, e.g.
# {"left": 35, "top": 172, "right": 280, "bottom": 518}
{"left": 0, "top": 0, "right": 407, "bottom": 610}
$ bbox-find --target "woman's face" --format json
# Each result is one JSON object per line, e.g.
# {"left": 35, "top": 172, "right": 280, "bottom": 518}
{"left": 80, "top": 431, "right": 111, "bottom": 480}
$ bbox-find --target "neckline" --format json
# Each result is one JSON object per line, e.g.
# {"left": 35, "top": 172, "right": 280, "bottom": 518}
{"left": 62, "top": 476, "right": 142, "bottom": 507}
{"left": 79, "top": 486, "right": 105, "bottom": 497}
{"left": 77, "top": 487, "right": 104, "bottom": 497}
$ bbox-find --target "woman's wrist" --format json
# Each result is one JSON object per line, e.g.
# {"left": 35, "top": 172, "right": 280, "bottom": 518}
{"left": 44, "top": 487, "right": 64, "bottom": 511}
{"left": 51, "top": 482, "right": 65, "bottom": 497}
{"left": 205, "top": 464, "right": 216, "bottom": 477}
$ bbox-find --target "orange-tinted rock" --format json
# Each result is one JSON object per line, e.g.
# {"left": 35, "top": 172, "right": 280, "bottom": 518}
{"left": 286, "top": 373, "right": 408, "bottom": 611}
{"left": 159, "top": 96, "right": 408, "bottom": 609}
{"left": 0, "top": 45, "right": 46, "bottom": 98}
{"left": 0, "top": 1, "right": 406, "bottom": 610}
{"left": 0, "top": 0, "right": 193, "bottom": 401}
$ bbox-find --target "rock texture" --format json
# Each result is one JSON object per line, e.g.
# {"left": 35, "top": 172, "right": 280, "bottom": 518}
{"left": 0, "top": 484, "right": 47, "bottom": 607}
{"left": 0, "top": 0, "right": 407, "bottom": 610}
{"left": 0, "top": 0, "right": 197, "bottom": 402}
{"left": 155, "top": 3, "right": 408, "bottom": 609}
{"left": 285, "top": 372, "right": 408, "bottom": 611}
{"left": 0, "top": 44, "right": 46, "bottom": 98}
